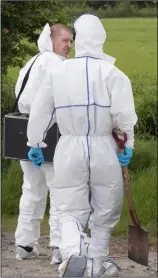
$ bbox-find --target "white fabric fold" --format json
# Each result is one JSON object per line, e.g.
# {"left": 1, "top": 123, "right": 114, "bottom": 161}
{"left": 37, "top": 23, "right": 53, "bottom": 52}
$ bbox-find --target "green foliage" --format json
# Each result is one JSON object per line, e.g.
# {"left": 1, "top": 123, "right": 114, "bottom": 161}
{"left": 101, "top": 1, "right": 157, "bottom": 18}
{"left": 129, "top": 138, "right": 157, "bottom": 172}
{"left": 2, "top": 161, "right": 23, "bottom": 215}
{"left": 101, "top": 18, "right": 157, "bottom": 138}
{"left": 62, "top": 1, "right": 157, "bottom": 19}
{"left": 135, "top": 95, "right": 157, "bottom": 138}
{"left": 87, "top": 0, "right": 158, "bottom": 10}
{"left": 1, "top": 1, "right": 72, "bottom": 174}
{"left": 1, "top": 160, "right": 50, "bottom": 215}
{"left": 113, "top": 165, "right": 157, "bottom": 236}
{"left": 2, "top": 0, "right": 69, "bottom": 75}
{"left": 1, "top": 76, "right": 15, "bottom": 115}
{"left": 1, "top": 76, "right": 16, "bottom": 174}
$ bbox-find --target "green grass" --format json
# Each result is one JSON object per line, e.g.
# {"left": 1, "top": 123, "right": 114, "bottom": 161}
{"left": 2, "top": 138, "right": 157, "bottom": 236}
{"left": 2, "top": 161, "right": 23, "bottom": 215}
{"left": 3, "top": 18, "right": 157, "bottom": 236}
{"left": 8, "top": 18, "right": 157, "bottom": 88}
{"left": 129, "top": 138, "right": 157, "bottom": 172}
{"left": 113, "top": 166, "right": 157, "bottom": 236}
{"left": 2, "top": 163, "right": 157, "bottom": 236}
{"left": 2, "top": 214, "right": 50, "bottom": 234}
{"left": 101, "top": 18, "right": 157, "bottom": 87}
{"left": 2, "top": 164, "right": 157, "bottom": 237}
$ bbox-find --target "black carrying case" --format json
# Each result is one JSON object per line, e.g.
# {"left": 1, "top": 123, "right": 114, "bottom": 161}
{"left": 3, "top": 113, "right": 60, "bottom": 163}
{"left": 3, "top": 53, "right": 60, "bottom": 163}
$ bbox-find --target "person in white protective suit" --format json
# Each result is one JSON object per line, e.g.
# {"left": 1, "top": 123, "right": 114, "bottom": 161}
{"left": 14, "top": 23, "right": 73, "bottom": 263}
{"left": 27, "top": 14, "right": 137, "bottom": 277}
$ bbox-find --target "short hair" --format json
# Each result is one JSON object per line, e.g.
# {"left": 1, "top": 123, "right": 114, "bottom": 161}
{"left": 50, "top": 24, "right": 73, "bottom": 38}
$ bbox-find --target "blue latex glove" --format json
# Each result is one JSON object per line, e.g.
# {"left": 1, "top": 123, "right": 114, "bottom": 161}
{"left": 117, "top": 147, "right": 133, "bottom": 167}
{"left": 28, "top": 148, "right": 44, "bottom": 168}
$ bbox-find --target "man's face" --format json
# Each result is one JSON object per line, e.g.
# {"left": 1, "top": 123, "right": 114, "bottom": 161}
{"left": 52, "top": 29, "right": 73, "bottom": 58}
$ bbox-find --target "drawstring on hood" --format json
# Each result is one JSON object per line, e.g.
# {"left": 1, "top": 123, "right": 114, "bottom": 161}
{"left": 74, "top": 14, "right": 116, "bottom": 64}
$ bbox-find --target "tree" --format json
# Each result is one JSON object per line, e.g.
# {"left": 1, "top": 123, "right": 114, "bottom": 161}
{"left": 87, "top": 0, "right": 117, "bottom": 9}
{"left": 1, "top": 0, "right": 70, "bottom": 75}
{"left": 1, "top": 1, "right": 72, "bottom": 174}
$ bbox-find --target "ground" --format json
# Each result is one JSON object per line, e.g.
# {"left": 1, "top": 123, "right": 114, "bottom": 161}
{"left": 2, "top": 232, "right": 157, "bottom": 277}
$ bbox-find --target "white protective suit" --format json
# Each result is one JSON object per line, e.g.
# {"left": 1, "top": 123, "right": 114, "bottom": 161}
{"left": 15, "top": 24, "right": 63, "bottom": 252}
{"left": 27, "top": 15, "right": 137, "bottom": 276}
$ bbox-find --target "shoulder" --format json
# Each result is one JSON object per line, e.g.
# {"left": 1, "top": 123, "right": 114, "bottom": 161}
{"left": 41, "top": 51, "right": 61, "bottom": 61}
{"left": 104, "top": 62, "right": 130, "bottom": 82}
{"left": 36, "top": 52, "right": 62, "bottom": 66}
{"left": 25, "top": 52, "right": 63, "bottom": 75}
{"left": 99, "top": 60, "right": 116, "bottom": 79}
{"left": 22, "top": 52, "right": 62, "bottom": 69}
{"left": 99, "top": 60, "right": 130, "bottom": 84}
{"left": 113, "top": 66, "right": 130, "bottom": 82}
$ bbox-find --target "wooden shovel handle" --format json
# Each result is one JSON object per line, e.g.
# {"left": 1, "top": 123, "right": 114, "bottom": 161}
{"left": 112, "top": 129, "right": 141, "bottom": 229}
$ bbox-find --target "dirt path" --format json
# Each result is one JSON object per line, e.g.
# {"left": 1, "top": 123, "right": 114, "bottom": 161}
{"left": 1, "top": 232, "right": 157, "bottom": 277}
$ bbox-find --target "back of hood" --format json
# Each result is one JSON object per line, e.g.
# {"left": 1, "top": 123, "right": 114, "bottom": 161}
{"left": 74, "top": 14, "right": 115, "bottom": 64}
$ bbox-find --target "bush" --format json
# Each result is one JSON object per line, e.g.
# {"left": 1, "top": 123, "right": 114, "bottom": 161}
{"left": 101, "top": 2, "right": 140, "bottom": 18}
{"left": 2, "top": 1, "right": 70, "bottom": 75}
{"left": 62, "top": 2, "right": 157, "bottom": 19}
{"left": 2, "top": 161, "right": 22, "bottom": 215}
{"left": 139, "top": 6, "right": 157, "bottom": 17}
{"left": 2, "top": 160, "right": 50, "bottom": 215}
{"left": 129, "top": 138, "right": 157, "bottom": 172}
{"left": 113, "top": 165, "right": 157, "bottom": 235}
{"left": 1, "top": 75, "right": 15, "bottom": 115}
{"left": 1, "top": 76, "right": 16, "bottom": 174}
{"left": 135, "top": 95, "right": 157, "bottom": 139}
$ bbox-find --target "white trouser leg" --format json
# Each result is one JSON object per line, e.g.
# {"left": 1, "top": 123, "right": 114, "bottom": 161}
{"left": 87, "top": 138, "right": 123, "bottom": 258}
{"left": 15, "top": 161, "right": 48, "bottom": 247}
{"left": 42, "top": 163, "right": 61, "bottom": 248}
{"left": 59, "top": 217, "right": 83, "bottom": 260}
{"left": 49, "top": 211, "right": 61, "bottom": 248}
{"left": 52, "top": 136, "right": 91, "bottom": 275}
{"left": 85, "top": 137, "right": 123, "bottom": 276}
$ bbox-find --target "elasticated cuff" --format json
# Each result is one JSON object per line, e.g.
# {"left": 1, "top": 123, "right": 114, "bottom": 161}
{"left": 27, "top": 141, "right": 47, "bottom": 148}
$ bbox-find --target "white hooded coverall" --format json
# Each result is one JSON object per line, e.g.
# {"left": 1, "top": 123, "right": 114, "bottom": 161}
{"left": 27, "top": 15, "right": 137, "bottom": 275}
{"left": 15, "top": 24, "right": 62, "bottom": 249}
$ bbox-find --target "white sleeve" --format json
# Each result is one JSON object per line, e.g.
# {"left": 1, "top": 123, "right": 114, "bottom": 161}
{"left": 107, "top": 67, "right": 138, "bottom": 148}
{"left": 27, "top": 72, "right": 55, "bottom": 148}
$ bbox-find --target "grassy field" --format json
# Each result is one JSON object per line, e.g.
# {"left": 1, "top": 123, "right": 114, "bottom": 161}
{"left": 2, "top": 18, "right": 157, "bottom": 236}
{"left": 8, "top": 18, "right": 157, "bottom": 87}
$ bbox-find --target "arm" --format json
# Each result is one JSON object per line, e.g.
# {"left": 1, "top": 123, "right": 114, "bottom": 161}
{"left": 107, "top": 67, "right": 137, "bottom": 148}
{"left": 27, "top": 71, "right": 55, "bottom": 148}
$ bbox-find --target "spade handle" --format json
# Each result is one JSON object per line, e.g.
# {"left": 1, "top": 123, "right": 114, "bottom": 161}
{"left": 112, "top": 128, "right": 141, "bottom": 228}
